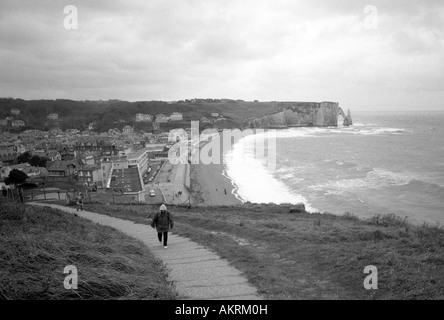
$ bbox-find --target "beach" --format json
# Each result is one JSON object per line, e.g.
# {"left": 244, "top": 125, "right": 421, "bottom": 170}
{"left": 189, "top": 134, "right": 244, "bottom": 206}
{"left": 190, "top": 162, "right": 243, "bottom": 206}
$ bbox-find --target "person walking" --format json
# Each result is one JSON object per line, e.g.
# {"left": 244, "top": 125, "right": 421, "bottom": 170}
{"left": 151, "top": 204, "right": 174, "bottom": 249}
{"left": 76, "top": 193, "right": 84, "bottom": 211}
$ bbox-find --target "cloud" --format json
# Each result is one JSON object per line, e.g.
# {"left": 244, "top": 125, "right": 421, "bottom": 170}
{"left": 0, "top": 0, "right": 443, "bottom": 110}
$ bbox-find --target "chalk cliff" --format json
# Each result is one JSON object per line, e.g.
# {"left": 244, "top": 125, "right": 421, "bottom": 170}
{"left": 243, "top": 102, "right": 352, "bottom": 128}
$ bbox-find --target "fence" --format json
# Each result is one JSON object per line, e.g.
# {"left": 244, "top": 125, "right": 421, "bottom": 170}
{"left": 88, "top": 192, "right": 148, "bottom": 205}
{"left": 3, "top": 187, "right": 193, "bottom": 207}
{"left": 1, "top": 188, "right": 24, "bottom": 203}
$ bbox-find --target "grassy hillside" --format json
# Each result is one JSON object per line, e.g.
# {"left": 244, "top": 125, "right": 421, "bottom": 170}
{"left": 84, "top": 202, "right": 444, "bottom": 300}
{"left": 0, "top": 200, "right": 177, "bottom": 300}
{"left": 0, "top": 98, "right": 279, "bottom": 132}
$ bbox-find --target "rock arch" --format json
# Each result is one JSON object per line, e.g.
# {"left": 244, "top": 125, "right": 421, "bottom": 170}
{"left": 338, "top": 107, "right": 353, "bottom": 126}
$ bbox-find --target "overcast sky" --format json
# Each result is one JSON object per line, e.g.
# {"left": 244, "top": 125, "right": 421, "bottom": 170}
{"left": 0, "top": 0, "right": 443, "bottom": 111}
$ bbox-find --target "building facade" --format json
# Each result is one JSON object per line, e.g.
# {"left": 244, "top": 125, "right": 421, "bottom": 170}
{"left": 155, "top": 114, "right": 169, "bottom": 123}
{"left": 170, "top": 112, "right": 183, "bottom": 121}
{"left": 135, "top": 113, "right": 153, "bottom": 122}
{"left": 47, "top": 113, "right": 59, "bottom": 120}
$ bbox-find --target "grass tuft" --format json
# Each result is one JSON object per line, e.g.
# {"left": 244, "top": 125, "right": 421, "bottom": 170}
{"left": 0, "top": 199, "right": 177, "bottom": 300}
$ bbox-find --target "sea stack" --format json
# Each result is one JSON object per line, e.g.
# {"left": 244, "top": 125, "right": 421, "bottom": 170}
{"left": 343, "top": 108, "right": 353, "bottom": 126}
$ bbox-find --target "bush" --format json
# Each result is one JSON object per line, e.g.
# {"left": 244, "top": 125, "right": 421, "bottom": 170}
{"left": 367, "top": 213, "right": 409, "bottom": 228}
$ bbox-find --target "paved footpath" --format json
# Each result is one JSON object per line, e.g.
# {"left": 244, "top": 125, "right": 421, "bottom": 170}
{"left": 29, "top": 202, "right": 263, "bottom": 300}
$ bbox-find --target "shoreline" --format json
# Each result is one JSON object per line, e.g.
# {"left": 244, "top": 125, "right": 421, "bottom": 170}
{"left": 189, "top": 134, "right": 244, "bottom": 206}
{"left": 189, "top": 162, "right": 244, "bottom": 206}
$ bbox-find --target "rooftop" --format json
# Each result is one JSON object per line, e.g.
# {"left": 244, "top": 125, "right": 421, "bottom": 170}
{"left": 109, "top": 167, "right": 143, "bottom": 193}
{"left": 127, "top": 148, "right": 148, "bottom": 160}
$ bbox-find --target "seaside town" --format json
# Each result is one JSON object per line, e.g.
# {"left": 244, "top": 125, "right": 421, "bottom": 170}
{"left": 0, "top": 107, "right": 226, "bottom": 205}
{"left": 1, "top": 1, "right": 443, "bottom": 305}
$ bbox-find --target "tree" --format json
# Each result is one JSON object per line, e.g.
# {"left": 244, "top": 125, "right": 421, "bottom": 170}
{"left": 5, "top": 169, "right": 28, "bottom": 188}
{"left": 16, "top": 151, "right": 31, "bottom": 164}
{"left": 29, "top": 155, "right": 48, "bottom": 168}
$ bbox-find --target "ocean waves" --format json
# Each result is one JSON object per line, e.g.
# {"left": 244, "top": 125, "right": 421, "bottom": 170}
{"left": 307, "top": 168, "right": 419, "bottom": 195}
{"left": 222, "top": 115, "right": 443, "bottom": 225}
{"left": 224, "top": 135, "right": 317, "bottom": 212}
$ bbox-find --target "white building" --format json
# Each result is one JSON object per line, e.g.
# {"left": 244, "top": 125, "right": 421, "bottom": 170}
{"left": 170, "top": 112, "right": 183, "bottom": 121}
{"left": 128, "top": 148, "right": 150, "bottom": 177}
{"left": 11, "top": 120, "right": 25, "bottom": 127}
{"left": 155, "top": 114, "right": 169, "bottom": 123}
{"left": 211, "top": 113, "right": 219, "bottom": 117}
{"left": 122, "top": 125, "right": 134, "bottom": 134}
{"left": 10, "top": 108, "right": 20, "bottom": 115}
{"left": 135, "top": 113, "right": 153, "bottom": 122}
{"left": 88, "top": 122, "right": 97, "bottom": 131}
{"left": 47, "top": 113, "right": 59, "bottom": 120}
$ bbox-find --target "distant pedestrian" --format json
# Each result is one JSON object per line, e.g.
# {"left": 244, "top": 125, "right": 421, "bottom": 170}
{"left": 76, "top": 193, "right": 84, "bottom": 211}
{"left": 151, "top": 204, "right": 174, "bottom": 249}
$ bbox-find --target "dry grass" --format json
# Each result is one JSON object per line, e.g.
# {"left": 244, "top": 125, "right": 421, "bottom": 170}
{"left": 0, "top": 199, "right": 177, "bottom": 300}
{"left": 84, "top": 202, "right": 444, "bottom": 300}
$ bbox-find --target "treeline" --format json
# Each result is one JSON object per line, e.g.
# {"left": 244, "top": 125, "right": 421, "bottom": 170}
{"left": 0, "top": 98, "right": 265, "bottom": 133}
{"left": 0, "top": 99, "right": 199, "bottom": 132}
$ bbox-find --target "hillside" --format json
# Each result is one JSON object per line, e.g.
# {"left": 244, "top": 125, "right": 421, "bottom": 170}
{"left": 0, "top": 200, "right": 177, "bottom": 300}
{"left": 0, "top": 98, "right": 279, "bottom": 132}
{"left": 83, "top": 202, "right": 444, "bottom": 300}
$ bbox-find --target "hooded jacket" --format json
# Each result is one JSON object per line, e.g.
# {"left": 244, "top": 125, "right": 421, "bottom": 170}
{"left": 151, "top": 205, "right": 174, "bottom": 232}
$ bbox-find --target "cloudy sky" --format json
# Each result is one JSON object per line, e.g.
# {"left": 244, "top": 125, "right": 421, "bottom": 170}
{"left": 0, "top": 0, "right": 443, "bottom": 110}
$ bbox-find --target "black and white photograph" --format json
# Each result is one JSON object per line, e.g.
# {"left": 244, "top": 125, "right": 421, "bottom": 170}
{"left": 0, "top": 0, "right": 443, "bottom": 307}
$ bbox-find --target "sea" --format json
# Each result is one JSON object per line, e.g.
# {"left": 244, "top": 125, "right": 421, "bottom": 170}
{"left": 224, "top": 111, "right": 444, "bottom": 225}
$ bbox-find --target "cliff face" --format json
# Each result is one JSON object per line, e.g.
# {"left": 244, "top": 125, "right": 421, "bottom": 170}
{"left": 244, "top": 102, "right": 352, "bottom": 128}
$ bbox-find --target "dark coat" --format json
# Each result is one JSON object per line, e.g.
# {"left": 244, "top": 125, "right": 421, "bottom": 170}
{"left": 151, "top": 211, "right": 174, "bottom": 233}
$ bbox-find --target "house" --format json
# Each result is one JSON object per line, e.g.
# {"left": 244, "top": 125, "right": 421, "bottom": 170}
{"left": 88, "top": 122, "right": 97, "bottom": 131}
{"left": 1, "top": 162, "right": 46, "bottom": 177}
{"left": 66, "top": 129, "right": 80, "bottom": 135}
{"left": 77, "top": 164, "right": 102, "bottom": 187}
{"left": 47, "top": 113, "right": 59, "bottom": 120}
{"left": 83, "top": 155, "right": 95, "bottom": 166}
{"left": 108, "top": 128, "right": 121, "bottom": 135}
{"left": 170, "top": 112, "right": 183, "bottom": 121}
{"left": 11, "top": 120, "right": 25, "bottom": 127}
{"left": 211, "top": 113, "right": 219, "bottom": 117}
{"left": 46, "top": 150, "right": 62, "bottom": 161}
{"left": 0, "top": 163, "right": 31, "bottom": 179}
{"left": 74, "top": 141, "right": 118, "bottom": 157}
{"left": 46, "top": 160, "right": 80, "bottom": 180}
{"left": 135, "top": 113, "right": 153, "bottom": 122}
{"left": 155, "top": 114, "right": 169, "bottom": 123}
{"left": 0, "top": 148, "right": 17, "bottom": 165}
{"left": 200, "top": 117, "right": 210, "bottom": 123}
{"left": 122, "top": 125, "right": 134, "bottom": 134}
{"left": 10, "top": 108, "right": 20, "bottom": 115}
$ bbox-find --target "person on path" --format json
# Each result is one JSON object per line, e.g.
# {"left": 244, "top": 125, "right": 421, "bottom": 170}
{"left": 151, "top": 204, "right": 174, "bottom": 249}
{"left": 76, "top": 193, "right": 84, "bottom": 211}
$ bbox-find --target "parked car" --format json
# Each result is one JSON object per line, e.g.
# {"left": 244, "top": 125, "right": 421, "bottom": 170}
{"left": 149, "top": 190, "right": 155, "bottom": 197}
